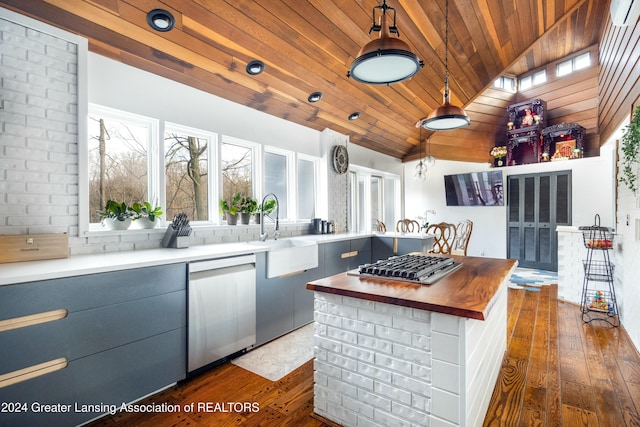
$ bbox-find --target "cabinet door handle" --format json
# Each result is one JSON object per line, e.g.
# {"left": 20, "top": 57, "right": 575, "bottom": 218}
{"left": 340, "top": 250, "right": 358, "bottom": 259}
{"left": 0, "top": 357, "right": 68, "bottom": 389}
{"left": 393, "top": 238, "right": 398, "bottom": 254}
{"left": 0, "top": 308, "right": 68, "bottom": 333}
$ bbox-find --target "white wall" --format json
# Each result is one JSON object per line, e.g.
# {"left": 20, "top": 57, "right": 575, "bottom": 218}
{"left": 403, "top": 145, "right": 615, "bottom": 258}
{"left": 612, "top": 129, "right": 640, "bottom": 351}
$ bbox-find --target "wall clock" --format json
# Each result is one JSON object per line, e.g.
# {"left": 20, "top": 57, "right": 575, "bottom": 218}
{"left": 332, "top": 145, "right": 349, "bottom": 174}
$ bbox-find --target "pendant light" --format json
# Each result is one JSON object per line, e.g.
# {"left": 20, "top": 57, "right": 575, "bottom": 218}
{"left": 422, "top": 0, "right": 470, "bottom": 130}
{"left": 348, "top": 0, "right": 424, "bottom": 85}
{"left": 414, "top": 126, "right": 427, "bottom": 181}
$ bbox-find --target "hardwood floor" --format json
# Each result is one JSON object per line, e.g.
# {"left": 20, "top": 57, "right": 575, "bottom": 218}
{"left": 89, "top": 285, "right": 640, "bottom": 427}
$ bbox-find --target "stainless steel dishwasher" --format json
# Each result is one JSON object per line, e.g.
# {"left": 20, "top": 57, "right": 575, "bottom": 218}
{"left": 188, "top": 254, "right": 256, "bottom": 373}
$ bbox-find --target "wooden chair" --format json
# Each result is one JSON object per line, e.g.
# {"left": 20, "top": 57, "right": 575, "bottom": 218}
{"left": 375, "top": 219, "right": 387, "bottom": 232}
{"left": 451, "top": 219, "right": 473, "bottom": 256}
{"left": 425, "top": 222, "right": 457, "bottom": 254}
{"left": 396, "top": 219, "right": 420, "bottom": 233}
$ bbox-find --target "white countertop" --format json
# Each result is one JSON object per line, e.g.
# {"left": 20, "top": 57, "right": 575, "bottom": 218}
{"left": 0, "top": 232, "right": 432, "bottom": 286}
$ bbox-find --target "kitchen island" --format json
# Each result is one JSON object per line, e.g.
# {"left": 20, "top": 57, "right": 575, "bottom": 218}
{"left": 306, "top": 255, "right": 516, "bottom": 427}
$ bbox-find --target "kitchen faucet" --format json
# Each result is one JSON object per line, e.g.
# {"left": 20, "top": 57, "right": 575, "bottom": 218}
{"left": 259, "top": 193, "right": 279, "bottom": 241}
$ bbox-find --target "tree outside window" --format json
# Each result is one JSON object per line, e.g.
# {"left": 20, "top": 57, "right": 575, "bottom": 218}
{"left": 88, "top": 112, "right": 150, "bottom": 223}
{"left": 165, "top": 130, "right": 209, "bottom": 221}
{"left": 221, "top": 141, "right": 253, "bottom": 204}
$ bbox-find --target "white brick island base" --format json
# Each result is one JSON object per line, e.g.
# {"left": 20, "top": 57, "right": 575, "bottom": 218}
{"left": 311, "top": 283, "right": 508, "bottom": 427}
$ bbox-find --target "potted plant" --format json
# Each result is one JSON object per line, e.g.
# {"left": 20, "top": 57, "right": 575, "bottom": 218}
{"left": 256, "top": 198, "right": 277, "bottom": 224}
{"left": 238, "top": 195, "right": 258, "bottom": 225}
{"left": 219, "top": 193, "right": 241, "bottom": 225}
{"left": 620, "top": 105, "right": 640, "bottom": 196}
{"left": 97, "top": 199, "right": 133, "bottom": 230}
{"left": 131, "top": 201, "right": 163, "bottom": 229}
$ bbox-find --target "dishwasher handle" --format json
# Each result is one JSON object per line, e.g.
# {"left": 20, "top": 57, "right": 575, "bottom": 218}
{"left": 189, "top": 254, "right": 256, "bottom": 273}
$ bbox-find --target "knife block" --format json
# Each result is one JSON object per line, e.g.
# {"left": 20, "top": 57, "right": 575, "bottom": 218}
{"left": 161, "top": 228, "right": 189, "bottom": 248}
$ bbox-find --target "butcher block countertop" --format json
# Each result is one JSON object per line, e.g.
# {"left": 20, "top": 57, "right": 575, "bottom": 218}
{"left": 306, "top": 254, "right": 517, "bottom": 320}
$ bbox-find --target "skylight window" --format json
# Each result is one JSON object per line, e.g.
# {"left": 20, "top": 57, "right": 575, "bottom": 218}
{"left": 494, "top": 76, "right": 515, "bottom": 92}
{"left": 518, "top": 70, "right": 546, "bottom": 91}
{"left": 556, "top": 52, "right": 591, "bottom": 77}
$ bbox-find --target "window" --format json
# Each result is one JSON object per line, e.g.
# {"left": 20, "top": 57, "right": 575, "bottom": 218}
{"left": 519, "top": 70, "right": 546, "bottom": 91}
{"left": 556, "top": 52, "right": 591, "bottom": 77}
{"left": 370, "top": 176, "right": 382, "bottom": 231}
{"left": 348, "top": 166, "right": 400, "bottom": 233}
{"left": 88, "top": 106, "right": 156, "bottom": 223}
{"left": 264, "top": 149, "right": 288, "bottom": 218}
{"left": 297, "top": 156, "right": 316, "bottom": 219}
{"left": 164, "top": 124, "right": 215, "bottom": 222}
{"left": 84, "top": 105, "right": 322, "bottom": 231}
{"left": 494, "top": 76, "right": 515, "bottom": 92}
{"left": 220, "top": 137, "right": 255, "bottom": 204}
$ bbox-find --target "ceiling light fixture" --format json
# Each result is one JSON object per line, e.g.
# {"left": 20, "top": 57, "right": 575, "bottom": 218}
{"left": 308, "top": 92, "right": 323, "bottom": 103}
{"left": 246, "top": 60, "right": 265, "bottom": 75}
{"left": 348, "top": 112, "right": 361, "bottom": 121}
{"left": 147, "top": 9, "right": 175, "bottom": 32}
{"left": 348, "top": 0, "right": 423, "bottom": 85}
{"left": 422, "top": 0, "right": 470, "bottom": 130}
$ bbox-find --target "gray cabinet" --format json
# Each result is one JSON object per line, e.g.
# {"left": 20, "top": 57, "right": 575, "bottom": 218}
{"left": 255, "top": 252, "right": 322, "bottom": 346}
{"left": 0, "top": 264, "right": 187, "bottom": 427}
{"left": 323, "top": 238, "right": 371, "bottom": 276}
{"left": 371, "top": 236, "right": 432, "bottom": 261}
{"left": 255, "top": 238, "right": 371, "bottom": 347}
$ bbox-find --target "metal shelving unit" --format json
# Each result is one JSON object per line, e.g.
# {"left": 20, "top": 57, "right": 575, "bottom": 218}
{"left": 580, "top": 214, "right": 619, "bottom": 326}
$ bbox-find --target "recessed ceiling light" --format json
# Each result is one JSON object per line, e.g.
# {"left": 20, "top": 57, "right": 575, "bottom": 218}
{"left": 147, "top": 9, "right": 175, "bottom": 32}
{"left": 348, "top": 112, "right": 360, "bottom": 121}
{"left": 246, "top": 60, "right": 265, "bottom": 75}
{"left": 308, "top": 92, "right": 323, "bottom": 103}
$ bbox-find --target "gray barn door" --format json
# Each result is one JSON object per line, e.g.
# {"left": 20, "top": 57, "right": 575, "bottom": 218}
{"left": 507, "top": 171, "right": 571, "bottom": 271}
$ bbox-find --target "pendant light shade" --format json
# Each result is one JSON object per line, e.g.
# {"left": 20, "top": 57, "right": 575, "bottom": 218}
{"left": 348, "top": 0, "right": 423, "bottom": 85}
{"left": 422, "top": 0, "right": 470, "bottom": 130}
{"left": 423, "top": 90, "right": 470, "bottom": 130}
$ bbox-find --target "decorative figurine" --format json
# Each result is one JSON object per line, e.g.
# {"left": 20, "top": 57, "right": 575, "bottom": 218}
{"left": 521, "top": 108, "right": 534, "bottom": 127}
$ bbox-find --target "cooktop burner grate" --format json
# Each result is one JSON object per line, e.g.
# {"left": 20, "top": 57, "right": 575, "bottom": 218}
{"left": 352, "top": 254, "right": 462, "bottom": 284}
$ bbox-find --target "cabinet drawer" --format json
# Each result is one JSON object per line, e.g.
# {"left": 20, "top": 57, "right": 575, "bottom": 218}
{"left": 0, "top": 264, "right": 187, "bottom": 320}
{"left": 0, "top": 328, "right": 186, "bottom": 427}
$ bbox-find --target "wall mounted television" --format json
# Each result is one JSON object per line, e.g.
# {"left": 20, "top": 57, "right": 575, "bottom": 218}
{"left": 443, "top": 171, "right": 504, "bottom": 206}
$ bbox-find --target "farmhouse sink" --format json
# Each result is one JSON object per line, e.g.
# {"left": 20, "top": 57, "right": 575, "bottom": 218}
{"left": 251, "top": 238, "right": 319, "bottom": 278}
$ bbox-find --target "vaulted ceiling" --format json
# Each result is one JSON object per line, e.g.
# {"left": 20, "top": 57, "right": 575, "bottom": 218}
{"left": 0, "top": 0, "right": 610, "bottom": 163}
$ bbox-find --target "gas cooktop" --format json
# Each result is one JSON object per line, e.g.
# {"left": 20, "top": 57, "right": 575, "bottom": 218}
{"left": 350, "top": 254, "right": 463, "bottom": 285}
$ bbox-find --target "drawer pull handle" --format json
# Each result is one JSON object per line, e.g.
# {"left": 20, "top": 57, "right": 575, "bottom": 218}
{"left": 340, "top": 251, "right": 358, "bottom": 259}
{"left": 0, "top": 357, "right": 68, "bottom": 389}
{"left": 0, "top": 309, "right": 68, "bottom": 333}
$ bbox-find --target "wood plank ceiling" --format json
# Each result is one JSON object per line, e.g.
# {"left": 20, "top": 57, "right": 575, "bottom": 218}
{"left": 0, "top": 0, "right": 610, "bottom": 163}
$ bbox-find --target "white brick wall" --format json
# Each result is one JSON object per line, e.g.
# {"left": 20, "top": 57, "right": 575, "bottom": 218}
{"left": 0, "top": 16, "right": 78, "bottom": 236}
{"left": 313, "top": 292, "right": 433, "bottom": 427}
{"left": 312, "top": 281, "right": 509, "bottom": 427}
{"left": 322, "top": 129, "right": 349, "bottom": 232}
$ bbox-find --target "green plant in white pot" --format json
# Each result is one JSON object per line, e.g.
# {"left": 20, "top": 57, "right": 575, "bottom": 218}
{"left": 97, "top": 200, "right": 133, "bottom": 230}
{"left": 131, "top": 201, "right": 163, "bottom": 229}
{"left": 620, "top": 105, "right": 640, "bottom": 196}
{"left": 219, "top": 193, "right": 242, "bottom": 225}
{"left": 239, "top": 195, "right": 258, "bottom": 225}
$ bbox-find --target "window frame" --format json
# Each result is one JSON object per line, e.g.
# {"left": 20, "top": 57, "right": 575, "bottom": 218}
{"left": 82, "top": 106, "right": 324, "bottom": 232}
{"left": 163, "top": 122, "right": 218, "bottom": 224}
{"left": 85, "top": 104, "right": 159, "bottom": 232}
{"left": 263, "top": 145, "right": 293, "bottom": 220}
{"left": 296, "top": 153, "right": 319, "bottom": 221}
{"left": 348, "top": 165, "right": 400, "bottom": 233}
{"left": 219, "top": 135, "right": 260, "bottom": 222}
